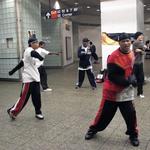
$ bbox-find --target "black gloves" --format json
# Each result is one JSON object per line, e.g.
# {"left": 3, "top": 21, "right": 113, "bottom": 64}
{"left": 9, "top": 70, "right": 14, "bottom": 76}
{"left": 128, "top": 74, "right": 137, "bottom": 87}
{"left": 8, "top": 60, "right": 24, "bottom": 76}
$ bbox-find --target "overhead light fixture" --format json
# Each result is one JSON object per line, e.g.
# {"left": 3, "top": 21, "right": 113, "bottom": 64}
{"left": 74, "top": 2, "right": 79, "bottom": 5}
{"left": 96, "top": 9, "right": 100, "bottom": 12}
{"left": 54, "top": 1, "right": 60, "bottom": 9}
{"left": 87, "top": 6, "right": 91, "bottom": 9}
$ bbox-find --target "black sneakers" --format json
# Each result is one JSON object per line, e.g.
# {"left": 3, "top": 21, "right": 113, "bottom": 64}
{"left": 129, "top": 137, "right": 140, "bottom": 147}
{"left": 92, "top": 86, "right": 97, "bottom": 90}
{"left": 85, "top": 129, "right": 97, "bottom": 140}
{"left": 75, "top": 85, "right": 81, "bottom": 89}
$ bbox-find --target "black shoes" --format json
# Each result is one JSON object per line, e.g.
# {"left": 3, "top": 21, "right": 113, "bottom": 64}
{"left": 75, "top": 85, "right": 81, "bottom": 89}
{"left": 85, "top": 128, "right": 139, "bottom": 146}
{"left": 85, "top": 129, "right": 97, "bottom": 140}
{"left": 125, "top": 130, "right": 129, "bottom": 135}
{"left": 92, "top": 86, "right": 97, "bottom": 90}
{"left": 129, "top": 137, "right": 139, "bottom": 147}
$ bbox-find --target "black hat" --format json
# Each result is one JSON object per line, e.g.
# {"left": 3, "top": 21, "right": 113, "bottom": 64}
{"left": 118, "top": 33, "right": 130, "bottom": 41}
{"left": 134, "top": 32, "right": 143, "bottom": 40}
{"left": 28, "top": 37, "right": 38, "bottom": 45}
{"left": 82, "top": 38, "right": 89, "bottom": 42}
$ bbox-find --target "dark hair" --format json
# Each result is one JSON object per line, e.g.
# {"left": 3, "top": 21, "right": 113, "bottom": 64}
{"left": 82, "top": 38, "right": 89, "bottom": 42}
{"left": 28, "top": 37, "right": 38, "bottom": 47}
{"left": 90, "top": 41, "right": 93, "bottom": 45}
{"left": 39, "top": 41, "right": 45, "bottom": 46}
{"left": 145, "top": 40, "right": 150, "bottom": 45}
{"left": 118, "top": 33, "right": 130, "bottom": 41}
{"left": 134, "top": 32, "right": 143, "bottom": 40}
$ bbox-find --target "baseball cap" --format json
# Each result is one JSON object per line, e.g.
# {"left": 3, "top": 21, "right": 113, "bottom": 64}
{"left": 28, "top": 37, "right": 38, "bottom": 45}
{"left": 82, "top": 38, "right": 89, "bottom": 42}
{"left": 118, "top": 33, "right": 131, "bottom": 41}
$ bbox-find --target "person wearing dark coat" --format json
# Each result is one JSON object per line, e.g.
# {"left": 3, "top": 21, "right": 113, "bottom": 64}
{"left": 76, "top": 38, "right": 97, "bottom": 89}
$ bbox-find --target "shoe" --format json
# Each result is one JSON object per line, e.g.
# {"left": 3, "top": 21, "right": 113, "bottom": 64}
{"left": 139, "top": 94, "right": 145, "bottom": 98}
{"left": 125, "top": 130, "right": 129, "bottom": 135}
{"left": 129, "top": 137, "right": 139, "bottom": 147}
{"left": 7, "top": 109, "right": 16, "bottom": 120}
{"left": 92, "top": 87, "right": 97, "bottom": 90}
{"left": 75, "top": 85, "right": 80, "bottom": 89}
{"left": 85, "top": 129, "right": 97, "bottom": 140}
{"left": 35, "top": 114, "right": 44, "bottom": 120}
{"left": 43, "top": 88, "right": 52, "bottom": 92}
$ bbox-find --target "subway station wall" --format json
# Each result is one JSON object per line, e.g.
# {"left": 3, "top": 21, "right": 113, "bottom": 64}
{"left": 41, "top": 18, "right": 62, "bottom": 67}
{"left": 0, "top": 0, "right": 42, "bottom": 79}
{"left": 0, "top": 0, "right": 19, "bottom": 79}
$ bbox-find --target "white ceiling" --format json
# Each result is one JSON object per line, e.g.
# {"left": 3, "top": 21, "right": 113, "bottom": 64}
{"left": 41, "top": 0, "right": 150, "bottom": 24}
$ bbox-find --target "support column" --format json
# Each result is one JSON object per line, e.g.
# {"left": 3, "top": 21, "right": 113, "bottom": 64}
{"left": 100, "top": 0, "right": 144, "bottom": 69}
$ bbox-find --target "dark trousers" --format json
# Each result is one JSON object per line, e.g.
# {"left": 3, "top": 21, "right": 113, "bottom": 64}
{"left": 133, "top": 63, "right": 144, "bottom": 95}
{"left": 90, "top": 100, "right": 138, "bottom": 138}
{"left": 38, "top": 66, "right": 49, "bottom": 90}
{"left": 10, "top": 82, "right": 42, "bottom": 116}
{"left": 78, "top": 69, "right": 96, "bottom": 88}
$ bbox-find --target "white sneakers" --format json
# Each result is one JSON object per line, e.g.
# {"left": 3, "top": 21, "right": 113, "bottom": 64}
{"left": 7, "top": 109, "right": 44, "bottom": 120}
{"left": 139, "top": 94, "right": 145, "bottom": 98}
{"left": 7, "top": 109, "right": 16, "bottom": 120}
{"left": 35, "top": 114, "right": 44, "bottom": 120}
{"left": 43, "top": 88, "right": 52, "bottom": 92}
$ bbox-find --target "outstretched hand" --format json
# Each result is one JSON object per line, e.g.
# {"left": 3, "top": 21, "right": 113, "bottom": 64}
{"left": 50, "top": 51, "right": 62, "bottom": 56}
{"left": 55, "top": 51, "right": 62, "bottom": 55}
{"left": 9, "top": 71, "right": 13, "bottom": 76}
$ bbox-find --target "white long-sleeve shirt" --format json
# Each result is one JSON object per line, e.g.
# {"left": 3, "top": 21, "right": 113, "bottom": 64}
{"left": 22, "top": 47, "right": 40, "bottom": 83}
{"left": 35, "top": 47, "right": 49, "bottom": 68}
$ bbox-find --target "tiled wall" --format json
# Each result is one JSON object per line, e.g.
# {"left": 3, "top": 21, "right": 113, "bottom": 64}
{"left": 21, "top": 0, "right": 42, "bottom": 48}
{"left": 41, "top": 17, "right": 62, "bottom": 67}
{"left": 0, "top": 0, "right": 42, "bottom": 79}
{"left": 72, "top": 23, "right": 79, "bottom": 61}
{"left": 0, "top": 0, "right": 74, "bottom": 79}
{"left": 0, "top": 0, "right": 19, "bottom": 79}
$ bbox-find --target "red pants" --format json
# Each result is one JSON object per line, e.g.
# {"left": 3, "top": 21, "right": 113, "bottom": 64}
{"left": 9, "top": 82, "right": 42, "bottom": 116}
{"left": 90, "top": 99, "right": 138, "bottom": 138}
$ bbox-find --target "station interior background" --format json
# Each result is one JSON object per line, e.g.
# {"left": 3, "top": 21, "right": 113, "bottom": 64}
{"left": 0, "top": 0, "right": 150, "bottom": 80}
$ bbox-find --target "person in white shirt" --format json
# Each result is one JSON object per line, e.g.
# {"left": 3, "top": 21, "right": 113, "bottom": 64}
{"left": 7, "top": 37, "right": 45, "bottom": 120}
{"left": 8, "top": 41, "right": 60, "bottom": 92}
{"left": 36, "top": 41, "right": 60, "bottom": 92}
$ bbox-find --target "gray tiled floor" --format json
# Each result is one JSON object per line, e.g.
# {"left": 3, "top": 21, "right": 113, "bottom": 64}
{"left": 1, "top": 60, "right": 150, "bottom": 150}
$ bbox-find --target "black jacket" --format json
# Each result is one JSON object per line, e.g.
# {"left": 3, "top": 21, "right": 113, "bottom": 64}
{"left": 78, "top": 46, "right": 92, "bottom": 69}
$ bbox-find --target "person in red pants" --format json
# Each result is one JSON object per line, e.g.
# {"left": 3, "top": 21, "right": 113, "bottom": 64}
{"left": 7, "top": 37, "right": 44, "bottom": 120}
{"left": 8, "top": 40, "right": 60, "bottom": 92}
{"left": 84, "top": 33, "right": 139, "bottom": 147}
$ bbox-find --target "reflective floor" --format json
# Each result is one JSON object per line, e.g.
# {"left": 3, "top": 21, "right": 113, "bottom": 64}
{"left": 0, "top": 59, "right": 150, "bottom": 150}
